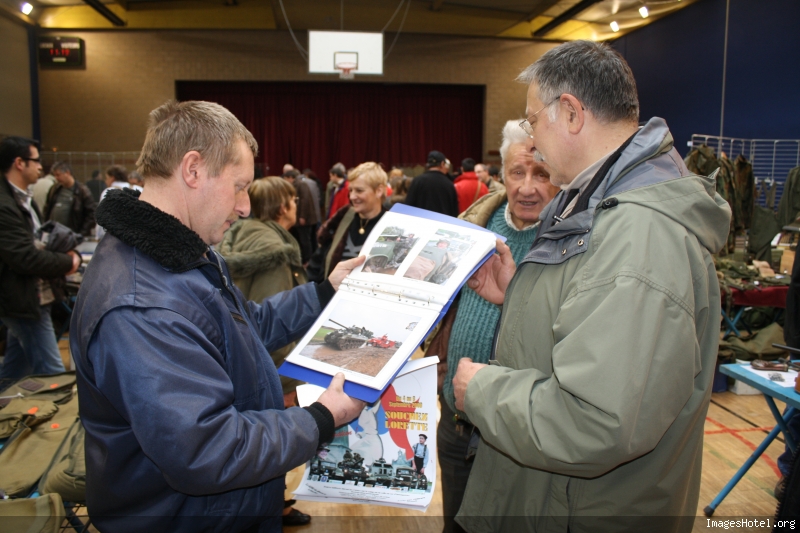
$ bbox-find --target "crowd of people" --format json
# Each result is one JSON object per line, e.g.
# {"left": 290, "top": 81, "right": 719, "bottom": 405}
{"left": 3, "top": 39, "right": 793, "bottom": 533}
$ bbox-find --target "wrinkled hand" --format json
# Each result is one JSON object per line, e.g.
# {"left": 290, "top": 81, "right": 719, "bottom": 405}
{"left": 328, "top": 255, "right": 366, "bottom": 291}
{"left": 453, "top": 358, "right": 487, "bottom": 412}
{"left": 66, "top": 250, "right": 81, "bottom": 276}
{"left": 317, "top": 373, "right": 366, "bottom": 426}
{"left": 467, "top": 239, "right": 515, "bottom": 305}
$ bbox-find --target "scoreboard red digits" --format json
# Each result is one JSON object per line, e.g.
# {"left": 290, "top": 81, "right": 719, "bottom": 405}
{"left": 39, "top": 36, "right": 83, "bottom": 67}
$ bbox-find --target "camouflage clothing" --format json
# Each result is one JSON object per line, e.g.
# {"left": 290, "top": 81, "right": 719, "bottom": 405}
{"left": 777, "top": 166, "right": 800, "bottom": 227}
{"left": 685, "top": 146, "right": 757, "bottom": 253}
{"left": 734, "top": 155, "right": 755, "bottom": 230}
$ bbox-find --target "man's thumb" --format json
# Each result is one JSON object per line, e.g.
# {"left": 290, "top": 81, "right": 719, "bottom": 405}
{"left": 329, "top": 373, "right": 345, "bottom": 392}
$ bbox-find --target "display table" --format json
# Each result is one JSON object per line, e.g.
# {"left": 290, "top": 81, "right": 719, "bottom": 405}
{"left": 721, "top": 285, "right": 789, "bottom": 336}
{"left": 704, "top": 363, "right": 799, "bottom": 516}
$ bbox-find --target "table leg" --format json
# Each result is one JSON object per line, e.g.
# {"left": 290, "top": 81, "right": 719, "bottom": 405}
{"left": 722, "top": 308, "right": 741, "bottom": 337}
{"left": 704, "top": 414, "right": 785, "bottom": 516}
{"left": 764, "top": 400, "right": 797, "bottom": 453}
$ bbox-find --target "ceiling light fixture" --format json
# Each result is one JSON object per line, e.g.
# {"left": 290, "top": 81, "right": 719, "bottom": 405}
{"left": 610, "top": 21, "right": 620, "bottom": 32}
{"left": 21, "top": 2, "right": 33, "bottom": 15}
{"left": 639, "top": 6, "right": 649, "bottom": 18}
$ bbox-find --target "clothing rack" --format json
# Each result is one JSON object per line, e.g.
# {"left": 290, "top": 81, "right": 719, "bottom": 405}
{"left": 689, "top": 135, "right": 800, "bottom": 209}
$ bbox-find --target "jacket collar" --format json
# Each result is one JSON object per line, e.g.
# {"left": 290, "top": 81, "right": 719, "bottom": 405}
{"left": 522, "top": 117, "right": 679, "bottom": 266}
{"left": 95, "top": 188, "right": 209, "bottom": 270}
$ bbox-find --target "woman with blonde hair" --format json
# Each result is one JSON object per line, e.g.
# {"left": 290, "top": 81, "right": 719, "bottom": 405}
{"left": 308, "top": 162, "right": 388, "bottom": 282}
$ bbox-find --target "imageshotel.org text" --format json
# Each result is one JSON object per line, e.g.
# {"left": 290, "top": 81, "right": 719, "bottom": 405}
{"left": 707, "top": 519, "right": 796, "bottom": 529}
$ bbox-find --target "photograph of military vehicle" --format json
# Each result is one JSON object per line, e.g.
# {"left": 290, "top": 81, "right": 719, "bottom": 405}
{"left": 366, "top": 334, "right": 402, "bottom": 349}
{"left": 365, "top": 458, "right": 395, "bottom": 488}
{"left": 333, "top": 450, "right": 369, "bottom": 483}
{"left": 404, "top": 228, "right": 478, "bottom": 285}
{"left": 363, "top": 227, "right": 419, "bottom": 275}
{"left": 323, "top": 320, "right": 373, "bottom": 350}
{"left": 392, "top": 467, "right": 428, "bottom": 491}
{"left": 298, "top": 300, "right": 421, "bottom": 377}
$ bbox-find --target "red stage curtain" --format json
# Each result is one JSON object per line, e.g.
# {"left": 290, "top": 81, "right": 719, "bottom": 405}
{"left": 175, "top": 81, "right": 484, "bottom": 183}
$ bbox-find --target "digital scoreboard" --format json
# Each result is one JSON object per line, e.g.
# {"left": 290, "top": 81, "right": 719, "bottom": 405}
{"left": 39, "top": 36, "right": 84, "bottom": 68}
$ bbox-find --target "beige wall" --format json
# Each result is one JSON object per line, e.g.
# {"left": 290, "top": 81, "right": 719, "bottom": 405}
{"left": 0, "top": 15, "right": 33, "bottom": 138}
{"left": 38, "top": 30, "right": 555, "bottom": 160}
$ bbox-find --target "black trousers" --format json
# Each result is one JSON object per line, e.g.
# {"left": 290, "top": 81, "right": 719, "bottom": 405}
{"left": 437, "top": 401, "right": 473, "bottom": 533}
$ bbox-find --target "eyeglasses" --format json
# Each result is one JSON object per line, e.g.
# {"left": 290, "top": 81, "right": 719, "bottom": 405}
{"left": 519, "top": 96, "right": 560, "bottom": 139}
{"left": 22, "top": 157, "right": 41, "bottom": 163}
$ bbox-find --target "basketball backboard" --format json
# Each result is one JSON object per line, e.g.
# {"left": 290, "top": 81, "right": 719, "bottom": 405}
{"left": 308, "top": 31, "right": 383, "bottom": 78}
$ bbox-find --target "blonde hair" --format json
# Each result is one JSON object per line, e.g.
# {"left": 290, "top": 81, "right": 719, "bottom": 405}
{"left": 249, "top": 177, "right": 295, "bottom": 222}
{"left": 136, "top": 100, "right": 258, "bottom": 180}
{"left": 348, "top": 162, "right": 388, "bottom": 198}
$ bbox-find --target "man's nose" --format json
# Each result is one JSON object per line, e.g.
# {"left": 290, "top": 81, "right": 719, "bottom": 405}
{"left": 237, "top": 191, "right": 250, "bottom": 218}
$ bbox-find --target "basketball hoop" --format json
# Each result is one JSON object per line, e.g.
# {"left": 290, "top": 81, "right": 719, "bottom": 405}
{"left": 335, "top": 61, "right": 357, "bottom": 80}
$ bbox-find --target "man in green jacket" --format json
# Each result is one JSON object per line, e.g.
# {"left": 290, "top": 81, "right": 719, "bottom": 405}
{"left": 452, "top": 41, "right": 731, "bottom": 532}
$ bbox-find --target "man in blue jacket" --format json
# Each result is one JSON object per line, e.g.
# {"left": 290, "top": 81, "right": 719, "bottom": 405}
{"left": 71, "top": 100, "right": 365, "bottom": 533}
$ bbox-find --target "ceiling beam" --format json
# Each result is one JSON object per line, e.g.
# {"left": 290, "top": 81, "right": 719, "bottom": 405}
{"left": 532, "top": 0, "right": 601, "bottom": 37}
{"left": 82, "top": 0, "right": 126, "bottom": 26}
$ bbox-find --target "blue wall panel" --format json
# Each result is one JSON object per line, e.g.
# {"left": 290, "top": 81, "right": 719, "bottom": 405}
{"left": 612, "top": 0, "right": 800, "bottom": 156}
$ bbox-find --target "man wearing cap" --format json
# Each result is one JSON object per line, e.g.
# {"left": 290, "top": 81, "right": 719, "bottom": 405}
{"left": 412, "top": 434, "right": 429, "bottom": 475}
{"left": 404, "top": 151, "right": 459, "bottom": 217}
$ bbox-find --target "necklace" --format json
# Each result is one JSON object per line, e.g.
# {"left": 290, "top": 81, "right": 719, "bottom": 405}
{"left": 358, "top": 217, "right": 368, "bottom": 235}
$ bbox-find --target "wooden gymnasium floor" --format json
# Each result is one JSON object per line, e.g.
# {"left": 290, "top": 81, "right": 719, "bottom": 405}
{"left": 54, "top": 341, "right": 790, "bottom": 533}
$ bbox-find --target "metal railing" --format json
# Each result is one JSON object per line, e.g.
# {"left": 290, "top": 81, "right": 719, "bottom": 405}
{"left": 39, "top": 152, "right": 141, "bottom": 183}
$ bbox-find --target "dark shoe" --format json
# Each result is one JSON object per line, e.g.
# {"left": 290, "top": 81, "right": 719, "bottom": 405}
{"left": 775, "top": 476, "right": 786, "bottom": 500}
{"left": 282, "top": 508, "right": 311, "bottom": 527}
{"left": 283, "top": 499, "right": 296, "bottom": 509}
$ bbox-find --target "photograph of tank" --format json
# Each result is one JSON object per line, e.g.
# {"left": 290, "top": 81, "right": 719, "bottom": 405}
{"left": 308, "top": 447, "right": 429, "bottom": 492}
{"left": 403, "top": 228, "right": 478, "bottom": 285}
{"left": 298, "top": 300, "right": 420, "bottom": 377}
{"left": 362, "top": 226, "right": 419, "bottom": 275}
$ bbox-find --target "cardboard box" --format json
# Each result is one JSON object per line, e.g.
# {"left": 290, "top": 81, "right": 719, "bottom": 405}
{"left": 780, "top": 248, "right": 795, "bottom": 275}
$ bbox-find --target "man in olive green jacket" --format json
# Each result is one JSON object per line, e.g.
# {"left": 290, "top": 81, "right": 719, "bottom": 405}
{"left": 452, "top": 41, "right": 731, "bottom": 532}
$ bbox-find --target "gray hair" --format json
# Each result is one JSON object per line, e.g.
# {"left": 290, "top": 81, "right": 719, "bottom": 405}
{"left": 137, "top": 100, "right": 258, "bottom": 180}
{"left": 51, "top": 161, "right": 72, "bottom": 174}
{"left": 517, "top": 41, "right": 639, "bottom": 124}
{"left": 500, "top": 119, "right": 529, "bottom": 165}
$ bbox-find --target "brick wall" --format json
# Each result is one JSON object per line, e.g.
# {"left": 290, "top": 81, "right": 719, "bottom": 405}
{"left": 38, "top": 30, "right": 555, "bottom": 161}
{"left": 0, "top": 15, "right": 33, "bottom": 138}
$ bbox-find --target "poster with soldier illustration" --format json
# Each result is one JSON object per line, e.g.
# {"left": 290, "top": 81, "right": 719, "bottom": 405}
{"left": 293, "top": 358, "right": 438, "bottom": 511}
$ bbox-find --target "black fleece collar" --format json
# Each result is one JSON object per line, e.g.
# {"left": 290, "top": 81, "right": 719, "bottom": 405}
{"left": 95, "top": 188, "right": 209, "bottom": 270}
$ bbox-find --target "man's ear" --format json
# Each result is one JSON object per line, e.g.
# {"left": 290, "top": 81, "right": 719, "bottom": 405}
{"left": 560, "top": 94, "right": 585, "bottom": 134}
{"left": 181, "top": 151, "right": 204, "bottom": 189}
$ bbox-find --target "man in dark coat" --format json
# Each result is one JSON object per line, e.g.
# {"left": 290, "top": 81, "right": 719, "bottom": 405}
{"left": 70, "top": 100, "right": 365, "bottom": 533}
{"left": 404, "top": 150, "right": 459, "bottom": 217}
{"left": 85, "top": 169, "right": 106, "bottom": 203}
{"left": 43, "top": 161, "right": 97, "bottom": 236}
{"left": 0, "top": 137, "right": 81, "bottom": 379}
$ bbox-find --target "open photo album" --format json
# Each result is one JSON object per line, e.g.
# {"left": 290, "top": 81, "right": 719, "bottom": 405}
{"left": 279, "top": 204, "right": 501, "bottom": 402}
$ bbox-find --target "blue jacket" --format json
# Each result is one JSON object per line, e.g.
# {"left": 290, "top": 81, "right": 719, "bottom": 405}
{"left": 71, "top": 189, "right": 335, "bottom": 533}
